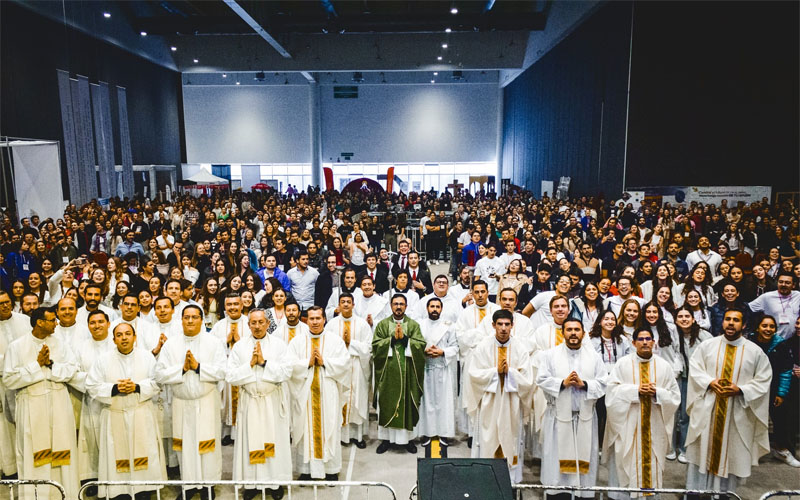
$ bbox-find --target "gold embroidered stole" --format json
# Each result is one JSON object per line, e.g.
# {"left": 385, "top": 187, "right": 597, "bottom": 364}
{"left": 229, "top": 321, "right": 240, "bottom": 426}
{"left": 639, "top": 361, "right": 652, "bottom": 489}
{"left": 708, "top": 343, "right": 737, "bottom": 475}
{"left": 288, "top": 327, "right": 297, "bottom": 342}
{"left": 555, "top": 326, "right": 564, "bottom": 345}
{"left": 310, "top": 336, "right": 324, "bottom": 459}
{"left": 497, "top": 345, "right": 508, "bottom": 392}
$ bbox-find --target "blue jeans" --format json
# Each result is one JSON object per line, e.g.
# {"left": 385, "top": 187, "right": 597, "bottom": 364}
{"left": 672, "top": 376, "right": 689, "bottom": 453}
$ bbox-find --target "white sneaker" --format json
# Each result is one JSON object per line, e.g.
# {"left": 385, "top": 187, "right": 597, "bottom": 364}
{"left": 666, "top": 451, "right": 677, "bottom": 461}
{"left": 773, "top": 449, "right": 800, "bottom": 468}
{"left": 677, "top": 453, "right": 688, "bottom": 464}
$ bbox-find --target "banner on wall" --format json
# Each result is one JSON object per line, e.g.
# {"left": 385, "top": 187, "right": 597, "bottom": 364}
{"left": 323, "top": 167, "right": 334, "bottom": 191}
{"left": 631, "top": 186, "right": 772, "bottom": 206}
{"left": 386, "top": 167, "right": 394, "bottom": 193}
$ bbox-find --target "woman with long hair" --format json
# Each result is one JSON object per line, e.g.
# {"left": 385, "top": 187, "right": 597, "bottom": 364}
{"left": 39, "top": 257, "right": 55, "bottom": 282}
{"left": 27, "top": 272, "right": 48, "bottom": 306}
{"left": 498, "top": 258, "right": 528, "bottom": 297}
{"left": 222, "top": 275, "right": 243, "bottom": 296}
{"left": 617, "top": 298, "right": 643, "bottom": 339}
{"left": 257, "top": 277, "right": 283, "bottom": 309}
{"left": 589, "top": 310, "right": 632, "bottom": 448}
{"left": 570, "top": 281, "right": 604, "bottom": 332}
{"left": 267, "top": 287, "right": 288, "bottom": 328}
{"left": 198, "top": 278, "right": 219, "bottom": 330}
{"left": 212, "top": 258, "right": 230, "bottom": 288}
{"left": 138, "top": 289, "right": 155, "bottom": 323}
{"left": 111, "top": 280, "right": 130, "bottom": 311}
{"left": 682, "top": 289, "right": 711, "bottom": 331}
{"left": 181, "top": 254, "right": 200, "bottom": 285}
{"left": 641, "top": 263, "right": 678, "bottom": 302}
{"left": 669, "top": 306, "right": 712, "bottom": 462}
{"left": 240, "top": 290, "right": 255, "bottom": 316}
{"left": 676, "top": 263, "right": 717, "bottom": 308}
{"left": 741, "top": 263, "right": 776, "bottom": 302}
{"left": 243, "top": 272, "right": 265, "bottom": 305}
{"left": 10, "top": 279, "right": 25, "bottom": 312}
{"left": 330, "top": 236, "right": 350, "bottom": 270}
{"left": 642, "top": 301, "right": 681, "bottom": 372}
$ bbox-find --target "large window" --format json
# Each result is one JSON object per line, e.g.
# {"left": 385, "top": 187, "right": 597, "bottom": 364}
{"left": 200, "top": 161, "right": 495, "bottom": 194}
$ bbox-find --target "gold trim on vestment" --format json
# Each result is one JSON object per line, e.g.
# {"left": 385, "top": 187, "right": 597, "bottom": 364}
{"left": 198, "top": 439, "right": 215, "bottom": 454}
{"left": 559, "top": 460, "right": 590, "bottom": 474}
{"left": 51, "top": 449, "right": 70, "bottom": 467}
{"left": 33, "top": 448, "right": 52, "bottom": 468}
{"left": 709, "top": 343, "right": 737, "bottom": 476}
{"left": 133, "top": 457, "right": 148, "bottom": 471}
{"left": 311, "top": 337, "right": 324, "bottom": 460}
{"left": 497, "top": 346, "right": 507, "bottom": 392}
{"left": 639, "top": 361, "right": 652, "bottom": 489}
{"left": 172, "top": 438, "right": 182, "bottom": 451}
{"left": 116, "top": 460, "right": 131, "bottom": 473}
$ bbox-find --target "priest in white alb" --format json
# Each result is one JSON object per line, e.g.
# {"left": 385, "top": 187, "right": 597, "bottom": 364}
{"left": 324, "top": 292, "right": 372, "bottom": 448}
{"left": 2, "top": 306, "right": 79, "bottom": 500}
{"left": 151, "top": 296, "right": 183, "bottom": 470}
{"left": 86, "top": 322, "right": 166, "bottom": 499}
{"left": 417, "top": 297, "right": 459, "bottom": 451}
{"left": 354, "top": 275, "right": 389, "bottom": 330}
{"left": 536, "top": 318, "right": 607, "bottom": 499}
{"left": 110, "top": 294, "right": 160, "bottom": 352}
{"left": 210, "top": 293, "right": 252, "bottom": 446}
{"left": 684, "top": 309, "right": 772, "bottom": 496}
{"left": 0, "top": 291, "right": 21, "bottom": 478}
{"left": 226, "top": 309, "right": 293, "bottom": 500}
{"left": 468, "top": 309, "right": 534, "bottom": 483}
{"left": 604, "top": 329, "right": 681, "bottom": 499}
{"left": 272, "top": 301, "right": 308, "bottom": 345}
{"left": 412, "top": 274, "right": 461, "bottom": 324}
{"left": 70, "top": 310, "right": 115, "bottom": 483}
{"left": 454, "top": 280, "right": 500, "bottom": 439}
{"left": 155, "top": 305, "right": 227, "bottom": 490}
{"left": 287, "top": 306, "right": 350, "bottom": 480}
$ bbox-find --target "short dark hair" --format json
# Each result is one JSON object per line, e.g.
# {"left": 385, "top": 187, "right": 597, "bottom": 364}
{"left": 154, "top": 295, "right": 174, "bottom": 308}
{"left": 492, "top": 309, "right": 513, "bottom": 323}
{"left": 84, "top": 283, "right": 103, "bottom": 295}
{"left": 365, "top": 252, "right": 377, "bottom": 261}
{"left": 563, "top": 318, "right": 583, "bottom": 330}
{"left": 30, "top": 305, "right": 56, "bottom": 328}
{"left": 339, "top": 292, "right": 354, "bottom": 302}
{"left": 426, "top": 297, "right": 443, "bottom": 308}
{"left": 391, "top": 294, "right": 407, "bottom": 305}
{"left": 182, "top": 304, "right": 203, "bottom": 317}
{"left": 87, "top": 310, "right": 110, "bottom": 323}
{"left": 472, "top": 279, "right": 488, "bottom": 291}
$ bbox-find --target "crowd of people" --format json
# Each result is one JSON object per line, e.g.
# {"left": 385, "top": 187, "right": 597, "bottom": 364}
{"left": 0, "top": 185, "right": 798, "bottom": 500}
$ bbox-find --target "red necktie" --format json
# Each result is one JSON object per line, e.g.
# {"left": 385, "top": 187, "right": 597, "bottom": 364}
{"left": 412, "top": 270, "right": 417, "bottom": 281}
{"left": 371, "top": 272, "right": 375, "bottom": 280}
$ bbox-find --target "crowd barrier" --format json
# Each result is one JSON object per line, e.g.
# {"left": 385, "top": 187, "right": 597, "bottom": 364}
{"left": 759, "top": 492, "right": 800, "bottom": 500}
{"left": 80, "top": 480, "right": 397, "bottom": 500}
{"left": 408, "top": 484, "right": 743, "bottom": 500}
{"left": 0, "top": 480, "right": 66, "bottom": 500}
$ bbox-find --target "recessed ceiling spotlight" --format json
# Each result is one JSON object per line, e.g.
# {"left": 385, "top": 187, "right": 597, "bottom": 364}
{"left": 450, "top": 7, "right": 458, "bottom": 14}
{"left": 433, "top": 72, "right": 438, "bottom": 76}
{"left": 445, "top": 28, "right": 451, "bottom": 33}
{"left": 437, "top": 56, "right": 443, "bottom": 61}
{"left": 236, "top": 81, "right": 240, "bottom": 85}
{"left": 103, "top": 12, "right": 111, "bottom": 18}
{"left": 193, "top": 59, "right": 199, "bottom": 63}
{"left": 140, "top": 31, "right": 147, "bottom": 36}
{"left": 170, "top": 46, "right": 177, "bottom": 52}
{"left": 431, "top": 80, "right": 435, "bottom": 83}
{"left": 222, "top": 73, "right": 227, "bottom": 78}
{"left": 442, "top": 43, "right": 448, "bottom": 49}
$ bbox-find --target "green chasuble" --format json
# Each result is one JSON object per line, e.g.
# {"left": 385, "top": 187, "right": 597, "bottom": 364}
{"left": 372, "top": 315, "right": 426, "bottom": 431}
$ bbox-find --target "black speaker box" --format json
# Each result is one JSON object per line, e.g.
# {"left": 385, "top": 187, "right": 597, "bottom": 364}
{"left": 416, "top": 458, "right": 513, "bottom": 500}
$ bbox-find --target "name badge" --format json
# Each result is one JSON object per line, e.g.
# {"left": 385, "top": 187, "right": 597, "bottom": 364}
{"left": 63, "top": 257, "right": 69, "bottom": 263}
{"left": 779, "top": 312, "right": 790, "bottom": 324}
{"left": 22, "top": 264, "right": 29, "bottom": 271}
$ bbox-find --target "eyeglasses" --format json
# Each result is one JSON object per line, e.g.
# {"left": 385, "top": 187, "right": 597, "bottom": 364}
{"left": 636, "top": 337, "right": 654, "bottom": 342}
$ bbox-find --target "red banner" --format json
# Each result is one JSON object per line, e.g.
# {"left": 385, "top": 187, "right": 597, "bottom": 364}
{"left": 386, "top": 166, "right": 395, "bottom": 193}
{"left": 323, "top": 167, "right": 334, "bottom": 191}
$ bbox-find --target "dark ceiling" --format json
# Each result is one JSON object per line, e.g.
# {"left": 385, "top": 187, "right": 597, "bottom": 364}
{"left": 132, "top": 0, "right": 548, "bottom": 35}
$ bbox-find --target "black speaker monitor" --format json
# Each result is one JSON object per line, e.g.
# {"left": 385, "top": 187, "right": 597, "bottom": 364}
{"left": 417, "top": 458, "right": 513, "bottom": 500}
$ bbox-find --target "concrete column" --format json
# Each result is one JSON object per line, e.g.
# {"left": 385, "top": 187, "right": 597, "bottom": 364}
{"left": 309, "top": 82, "right": 322, "bottom": 189}
{"left": 495, "top": 84, "right": 504, "bottom": 194}
{"left": 149, "top": 166, "right": 158, "bottom": 200}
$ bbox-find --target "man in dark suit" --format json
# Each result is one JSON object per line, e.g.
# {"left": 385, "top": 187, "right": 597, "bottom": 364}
{"left": 407, "top": 251, "right": 432, "bottom": 298}
{"left": 391, "top": 238, "right": 412, "bottom": 278}
{"left": 361, "top": 252, "right": 390, "bottom": 295}
{"left": 314, "top": 253, "right": 340, "bottom": 308}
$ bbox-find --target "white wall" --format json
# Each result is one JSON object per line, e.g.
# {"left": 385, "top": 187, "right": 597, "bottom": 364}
{"left": 183, "top": 82, "right": 499, "bottom": 165}
{"left": 183, "top": 85, "right": 311, "bottom": 164}
{"left": 321, "top": 83, "right": 499, "bottom": 163}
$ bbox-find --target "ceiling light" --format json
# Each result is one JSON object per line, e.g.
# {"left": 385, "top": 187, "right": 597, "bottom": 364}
{"left": 445, "top": 27, "right": 451, "bottom": 33}
{"left": 103, "top": 12, "right": 111, "bottom": 18}
{"left": 437, "top": 56, "right": 443, "bottom": 61}
{"left": 193, "top": 59, "right": 199, "bottom": 63}
{"left": 450, "top": 7, "right": 458, "bottom": 14}
{"left": 235, "top": 81, "right": 240, "bottom": 85}
{"left": 170, "top": 46, "right": 177, "bottom": 52}
{"left": 431, "top": 80, "right": 435, "bottom": 83}
{"left": 442, "top": 43, "right": 448, "bottom": 49}
{"left": 433, "top": 72, "right": 438, "bottom": 76}
{"left": 222, "top": 73, "right": 227, "bottom": 78}
{"left": 140, "top": 31, "right": 147, "bottom": 36}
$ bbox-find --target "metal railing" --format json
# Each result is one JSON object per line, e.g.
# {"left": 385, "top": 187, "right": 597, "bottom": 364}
{"left": 0, "top": 479, "right": 67, "bottom": 500}
{"left": 408, "top": 484, "right": 743, "bottom": 500}
{"left": 759, "top": 492, "right": 800, "bottom": 500}
{"left": 81, "top": 480, "right": 397, "bottom": 500}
